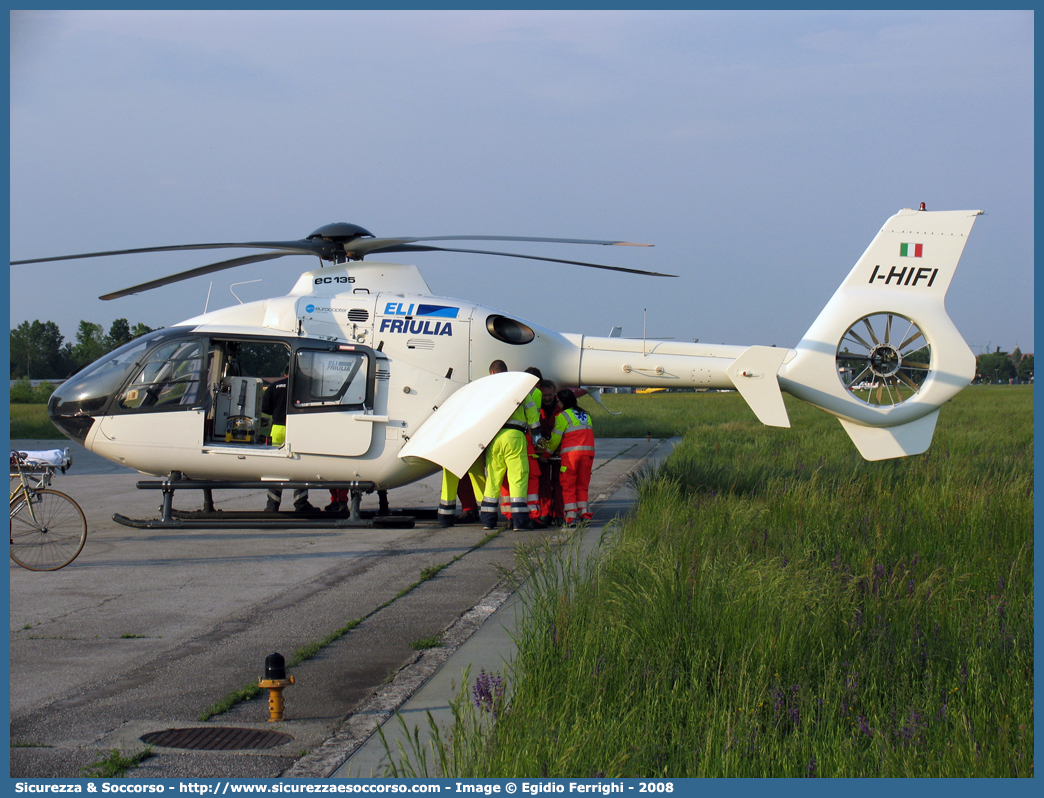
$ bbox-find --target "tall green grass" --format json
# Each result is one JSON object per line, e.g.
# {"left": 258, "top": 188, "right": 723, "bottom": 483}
{"left": 579, "top": 391, "right": 729, "bottom": 438}
{"left": 10, "top": 404, "right": 59, "bottom": 439}
{"left": 431, "top": 386, "right": 1034, "bottom": 777}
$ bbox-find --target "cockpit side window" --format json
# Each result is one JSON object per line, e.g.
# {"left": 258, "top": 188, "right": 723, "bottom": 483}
{"left": 292, "top": 349, "right": 370, "bottom": 409}
{"left": 117, "top": 339, "right": 205, "bottom": 411}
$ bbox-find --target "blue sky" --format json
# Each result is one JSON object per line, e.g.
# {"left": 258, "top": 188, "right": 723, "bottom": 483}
{"left": 9, "top": 10, "right": 1034, "bottom": 356}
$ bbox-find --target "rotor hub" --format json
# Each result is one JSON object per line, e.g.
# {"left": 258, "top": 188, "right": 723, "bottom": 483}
{"left": 867, "top": 344, "right": 901, "bottom": 378}
{"left": 306, "top": 223, "right": 375, "bottom": 243}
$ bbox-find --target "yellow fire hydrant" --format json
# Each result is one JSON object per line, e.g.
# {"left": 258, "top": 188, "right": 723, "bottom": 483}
{"left": 258, "top": 652, "right": 295, "bottom": 722}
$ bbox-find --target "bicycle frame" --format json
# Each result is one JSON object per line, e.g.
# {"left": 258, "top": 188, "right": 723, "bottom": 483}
{"left": 10, "top": 460, "right": 55, "bottom": 518}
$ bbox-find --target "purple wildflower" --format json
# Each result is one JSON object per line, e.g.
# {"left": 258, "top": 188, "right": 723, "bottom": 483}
{"left": 772, "top": 687, "right": 785, "bottom": 721}
{"left": 857, "top": 714, "right": 874, "bottom": 739}
{"left": 789, "top": 684, "right": 801, "bottom": 728}
{"left": 898, "top": 711, "right": 922, "bottom": 746}
{"left": 872, "top": 563, "right": 886, "bottom": 595}
{"left": 472, "top": 669, "right": 506, "bottom": 720}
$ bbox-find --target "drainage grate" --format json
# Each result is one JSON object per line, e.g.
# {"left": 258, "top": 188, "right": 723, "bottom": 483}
{"left": 140, "top": 727, "right": 294, "bottom": 751}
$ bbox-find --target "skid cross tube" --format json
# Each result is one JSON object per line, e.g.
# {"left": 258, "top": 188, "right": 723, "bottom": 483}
{"left": 138, "top": 473, "right": 376, "bottom": 523}
{"left": 112, "top": 472, "right": 398, "bottom": 530}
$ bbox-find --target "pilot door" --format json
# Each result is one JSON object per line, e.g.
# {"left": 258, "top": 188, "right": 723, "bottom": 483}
{"left": 93, "top": 335, "right": 207, "bottom": 475}
{"left": 283, "top": 343, "right": 377, "bottom": 459}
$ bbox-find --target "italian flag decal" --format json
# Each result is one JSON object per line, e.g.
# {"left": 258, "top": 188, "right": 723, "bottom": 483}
{"left": 899, "top": 243, "right": 923, "bottom": 258}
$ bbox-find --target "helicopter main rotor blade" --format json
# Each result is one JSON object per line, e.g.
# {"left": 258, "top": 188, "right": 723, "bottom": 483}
{"left": 375, "top": 244, "right": 677, "bottom": 277}
{"left": 14, "top": 234, "right": 651, "bottom": 267}
{"left": 15, "top": 224, "right": 664, "bottom": 298}
{"left": 398, "top": 235, "right": 650, "bottom": 246}
{"left": 13, "top": 239, "right": 336, "bottom": 266}
{"left": 348, "top": 234, "right": 650, "bottom": 256}
{"left": 99, "top": 252, "right": 295, "bottom": 300}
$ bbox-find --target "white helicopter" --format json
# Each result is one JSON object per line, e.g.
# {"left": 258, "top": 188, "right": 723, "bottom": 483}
{"left": 14, "top": 205, "right": 982, "bottom": 527}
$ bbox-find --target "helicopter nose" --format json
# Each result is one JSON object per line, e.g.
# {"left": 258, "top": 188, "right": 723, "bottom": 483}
{"left": 47, "top": 391, "right": 95, "bottom": 445}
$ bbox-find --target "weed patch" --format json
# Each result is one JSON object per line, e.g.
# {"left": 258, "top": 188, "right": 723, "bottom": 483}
{"left": 82, "top": 747, "right": 153, "bottom": 777}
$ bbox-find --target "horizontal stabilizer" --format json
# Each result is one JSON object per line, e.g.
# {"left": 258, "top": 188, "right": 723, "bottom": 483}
{"left": 726, "top": 346, "right": 790, "bottom": 428}
{"left": 837, "top": 409, "right": 940, "bottom": 461}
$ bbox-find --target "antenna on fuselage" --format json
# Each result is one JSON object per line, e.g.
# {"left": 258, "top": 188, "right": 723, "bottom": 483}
{"left": 230, "top": 279, "right": 262, "bottom": 305}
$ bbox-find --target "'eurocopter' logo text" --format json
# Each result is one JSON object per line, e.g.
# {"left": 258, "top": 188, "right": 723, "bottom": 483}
{"left": 380, "top": 302, "right": 459, "bottom": 336}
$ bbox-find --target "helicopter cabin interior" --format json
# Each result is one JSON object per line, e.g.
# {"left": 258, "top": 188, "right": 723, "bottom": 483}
{"left": 112, "top": 334, "right": 376, "bottom": 449}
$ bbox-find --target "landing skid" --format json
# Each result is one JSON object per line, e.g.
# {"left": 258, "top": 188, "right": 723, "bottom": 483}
{"left": 112, "top": 510, "right": 416, "bottom": 530}
{"left": 113, "top": 472, "right": 420, "bottom": 530}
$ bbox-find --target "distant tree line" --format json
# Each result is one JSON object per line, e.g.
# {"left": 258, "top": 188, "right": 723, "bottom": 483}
{"left": 10, "top": 318, "right": 156, "bottom": 381}
{"left": 975, "top": 347, "right": 1033, "bottom": 384}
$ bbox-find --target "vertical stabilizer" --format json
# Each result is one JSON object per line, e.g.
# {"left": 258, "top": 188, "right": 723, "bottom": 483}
{"left": 779, "top": 207, "right": 981, "bottom": 458}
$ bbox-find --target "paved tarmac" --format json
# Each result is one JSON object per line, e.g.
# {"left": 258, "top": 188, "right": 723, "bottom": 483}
{"left": 9, "top": 436, "right": 674, "bottom": 779}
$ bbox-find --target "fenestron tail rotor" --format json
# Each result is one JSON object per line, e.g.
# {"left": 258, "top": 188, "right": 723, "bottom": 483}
{"left": 12, "top": 224, "right": 666, "bottom": 300}
{"left": 836, "top": 312, "right": 931, "bottom": 406}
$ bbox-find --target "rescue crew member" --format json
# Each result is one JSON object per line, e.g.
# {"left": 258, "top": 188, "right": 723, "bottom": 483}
{"left": 480, "top": 361, "right": 542, "bottom": 530}
{"left": 326, "top": 488, "right": 349, "bottom": 513}
{"left": 544, "top": 389, "right": 594, "bottom": 527}
{"left": 500, "top": 367, "right": 545, "bottom": 528}
{"left": 438, "top": 458, "right": 486, "bottom": 528}
{"left": 261, "top": 369, "right": 314, "bottom": 513}
{"left": 328, "top": 488, "right": 388, "bottom": 516}
{"left": 456, "top": 476, "right": 480, "bottom": 524}
{"left": 536, "top": 379, "right": 564, "bottom": 525}
{"left": 537, "top": 383, "right": 588, "bottom": 525}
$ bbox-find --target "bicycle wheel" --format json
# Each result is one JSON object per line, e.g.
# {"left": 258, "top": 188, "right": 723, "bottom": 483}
{"left": 10, "top": 489, "right": 87, "bottom": 571}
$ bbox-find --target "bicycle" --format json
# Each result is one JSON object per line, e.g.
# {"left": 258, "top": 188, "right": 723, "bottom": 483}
{"left": 10, "top": 451, "right": 87, "bottom": 571}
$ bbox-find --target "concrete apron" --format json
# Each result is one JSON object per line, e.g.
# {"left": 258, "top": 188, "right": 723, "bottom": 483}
{"left": 9, "top": 437, "right": 676, "bottom": 779}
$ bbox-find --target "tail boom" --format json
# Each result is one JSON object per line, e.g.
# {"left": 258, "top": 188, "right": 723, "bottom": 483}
{"left": 548, "top": 207, "right": 979, "bottom": 461}
{"left": 567, "top": 337, "right": 794, "bottom": 428}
